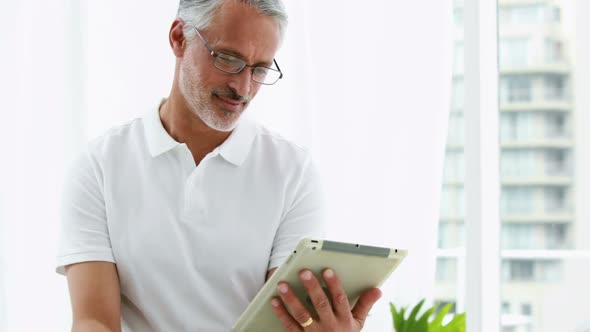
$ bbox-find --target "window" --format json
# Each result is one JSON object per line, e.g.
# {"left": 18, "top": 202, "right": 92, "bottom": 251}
{"left": 502, "top": 260, "right": 563, "bottom": 282}
{"left": 501, "top": 187, "right": 535, "bottom": 214}
{"left": 440, "top": 186, "right": 465, "bottom": 219}
{"left": 544, "top": 187, "right": 567, "bottom": 213}
{"left": 501, "top": 150, "right": 538, "bottom": 177}
{"left": 502, "top": 223, "right": 569, "bottom": 250}
{"left": 439, "top": 222, "right": 465, "bottom": 248}
{"left": 550, "top": 6, "right": 561, "bottom": 23}
{"left": 544, "top": 149, "right": 569, "bottom": 176}
{"left": 521, "top": 303, "right": 532, "bottom": 316}
{"left": 500, "top": 76, "right": 532, "bottom": 103}
{"left": 544, "top": 76, "right": 566, "bottom": 101}
{"left": 545, "top": 224, "right": 568, "bottom": 249}
{"left": 502, "top": 224, "right": 539, "bottom": 249}
{"left": 500, "top": 5, "right": 546, "bottom": 24}
{"left": 504, "top": 260, "right": 534, "bottom": 281}
{"left": 500, "top": 113, "right": 537, "bottom": 141}
{"left": 544, "top": 113, "right": 567, "bottom": 138}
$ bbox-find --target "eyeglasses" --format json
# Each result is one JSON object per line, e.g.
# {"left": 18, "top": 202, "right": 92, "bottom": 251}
{"left": 192, "top": 27, "right": 283, "bottom": 85}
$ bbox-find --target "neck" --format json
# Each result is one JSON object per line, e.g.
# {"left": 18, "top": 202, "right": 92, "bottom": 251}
{"left": 159, "top": 87, "right": 232, "bottom": 165}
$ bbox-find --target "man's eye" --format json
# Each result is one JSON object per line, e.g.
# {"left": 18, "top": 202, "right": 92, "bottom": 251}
{"left": 218, "top": 53, "right": 241, "bottom": 64}
{"left": 254, "top": 67, "right": 270, "bottom": 76}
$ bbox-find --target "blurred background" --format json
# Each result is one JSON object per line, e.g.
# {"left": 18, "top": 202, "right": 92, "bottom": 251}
{"left": 0, "top": 0, "right": 588, "bottom": 331}
{"left": 436, "top": 1, "right": 590, "bottom": 331}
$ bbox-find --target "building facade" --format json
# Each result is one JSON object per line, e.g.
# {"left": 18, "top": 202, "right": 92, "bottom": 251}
{"left": 434, "top": 0, "right": 590, "bottom": 331}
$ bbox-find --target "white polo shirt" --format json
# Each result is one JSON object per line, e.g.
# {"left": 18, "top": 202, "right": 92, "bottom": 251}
{"left": 56, "top": 105, "right": 325, "bottom": 331}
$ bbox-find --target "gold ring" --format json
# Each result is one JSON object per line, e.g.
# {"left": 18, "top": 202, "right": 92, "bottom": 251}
{"left": 300, "top": 317, "right": 314, "bottom": 328}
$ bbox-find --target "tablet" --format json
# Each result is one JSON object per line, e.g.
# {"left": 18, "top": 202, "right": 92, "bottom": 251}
{"left": 231, "top": 238, "right": 408, "bottom": 332}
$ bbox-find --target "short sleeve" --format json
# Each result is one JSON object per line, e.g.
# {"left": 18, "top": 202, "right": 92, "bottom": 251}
{"left": 268, "top": 154, "right": 326, "bottom": 269}
{"left": 55, "top": 149, "right": 115, "bottom": 275}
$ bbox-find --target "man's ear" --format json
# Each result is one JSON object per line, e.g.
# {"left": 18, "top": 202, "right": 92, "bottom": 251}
{"left": 169, "top": 19, "right": 187, "bottom": 57}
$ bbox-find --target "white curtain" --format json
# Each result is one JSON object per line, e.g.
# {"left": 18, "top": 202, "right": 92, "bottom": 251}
{"left": 0, "top": 1, "right": 75, "bottom": 331}
{"left": 0, "top": 1, "right": 452, "bottom": 330}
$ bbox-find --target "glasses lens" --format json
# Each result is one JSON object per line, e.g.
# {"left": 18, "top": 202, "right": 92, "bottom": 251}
{"left": 253, "top": 67, "right": 281, "bottom": 85}
{"left": 214, "top": 53, "right": 245, "bottom": 73}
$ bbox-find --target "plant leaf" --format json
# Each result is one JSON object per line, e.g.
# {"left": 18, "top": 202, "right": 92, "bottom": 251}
{"left": 405, "top": 299, "right": 426, "bottom": 332}
{"left": 440, "top": 313, "right": 466, "bottom": 332}
{"left": 390, "top": 299, "right": 465, "bottom": 332}
{"left": 390, "top": 303, "right": 403, "bottom": 332}
{"left": 429, "top": 302, "right": 453, "bottom": 332}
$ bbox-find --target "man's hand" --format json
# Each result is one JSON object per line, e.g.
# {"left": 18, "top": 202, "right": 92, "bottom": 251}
{"left": 270, "top": 268, "right": 382, "bottom": 332}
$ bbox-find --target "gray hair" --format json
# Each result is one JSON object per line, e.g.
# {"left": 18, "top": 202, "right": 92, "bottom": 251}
{"left": 177, "top": 0, "right": 288, "bottom": 41}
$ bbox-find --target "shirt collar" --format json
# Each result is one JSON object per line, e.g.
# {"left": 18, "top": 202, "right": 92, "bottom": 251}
{"left": 143, "top": 103, "right": 180, "bottom": 158}
{"left": 142, "top": 102, "right": 258, "bottom": 166}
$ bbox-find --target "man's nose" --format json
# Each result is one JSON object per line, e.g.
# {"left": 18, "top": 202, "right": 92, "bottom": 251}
{"left": 227, "top": 68, "right": 253, "bottom": 98}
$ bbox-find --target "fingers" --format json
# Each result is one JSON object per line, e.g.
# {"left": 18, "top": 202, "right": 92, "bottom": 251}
{"left": 272, "top": 269, "right": 383, "bottom": 332}
{"left": 271, "top": 297, "right": 303, "bottom": 332}
{"left": 299, "top": 270, "right": 336, "bottom": 324}
{"left": 275, "top": 282, "right": 313, "bottom": 329}
{"left": 350, "top": 287, "right": 382, "bottom": 327}
{"left": 321, "top": 268, "right": 352, "bottom": 317}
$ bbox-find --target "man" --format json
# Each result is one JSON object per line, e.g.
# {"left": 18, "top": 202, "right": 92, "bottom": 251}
{"left": 57, "top": 0, "right": 381, "bottom": 331}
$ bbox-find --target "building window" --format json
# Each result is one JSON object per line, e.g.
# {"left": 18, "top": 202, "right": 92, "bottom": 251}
{"left": 499, "top": 4, "right": 558, "bottom": 24}
{"left": 550, "top": 6, "right": 561, "bottom": 23}
{"left": 512, "top": 5, "right": 543, "bottom": 24}
{"left": 545, "top": 76, "right": 566, "bottom": 101}
{"left": 545, "top": 224, "right": 568, "bottom": 249}
{"left": 503, "top": 260, "right": 562, "bottom": 282}
{"left": 440, "top": 186, "right": 465, "bottom": 219}
{"left": 521, "top": 303, "right": 533, "bottom": 316}
{"left": 544, "top": 187, "right": 567, "bottom": 213}
{"left": 438, "top": 222, "right": 465, "bottom": 249}
{"left": 545, "top": 149, "right": 569, "bottom": 176}
{"left": 501, "top": 187, "right": 535, "bottom": 214}
{"left": 502, "top": 224, "right": 540, "bottom": 249}
{"left": 545, "top": 113, "right": 567, "bottom": 138}
{"left": 500, "top": 113, "right": 536, "bottom": 141}
{"left": 501, "top": 76, "right": 532, "bottom": 103}
{"left": 501, "top": 150, "right": 538, "bottom": 177}
{"left": 504, "top": 260, "right": 535, "bottom": 281}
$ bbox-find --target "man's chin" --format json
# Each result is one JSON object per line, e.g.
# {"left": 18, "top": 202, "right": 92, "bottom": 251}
{"left": 203, "top": 113, "right": 241, "bottom": 132}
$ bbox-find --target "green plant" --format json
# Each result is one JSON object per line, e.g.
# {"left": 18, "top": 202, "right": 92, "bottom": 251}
{"left": 390, "top": 299, "right": 466, "bottom": 332}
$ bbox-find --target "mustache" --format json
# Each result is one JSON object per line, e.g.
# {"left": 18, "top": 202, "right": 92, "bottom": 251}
{"left": 212, "top": 88, "right": 249, "bottom": 103}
